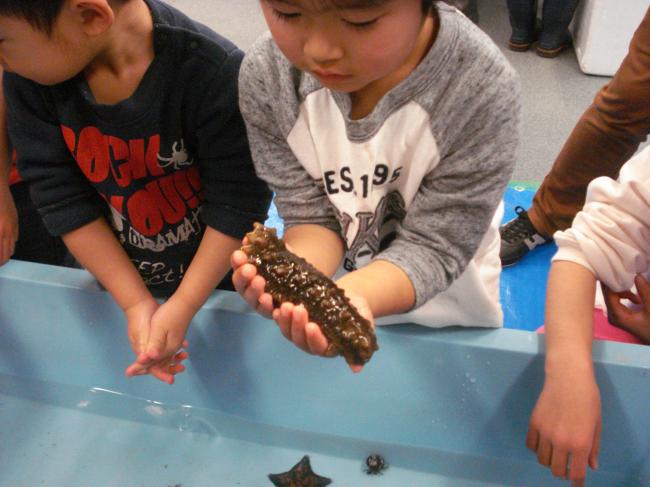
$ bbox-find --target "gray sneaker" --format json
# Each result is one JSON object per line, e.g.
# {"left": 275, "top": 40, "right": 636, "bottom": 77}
{"left": 499, "top": 206, "right": 552, "bottom": 266}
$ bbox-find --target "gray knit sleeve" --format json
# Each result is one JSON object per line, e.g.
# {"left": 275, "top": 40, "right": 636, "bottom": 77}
{"left": 238, "top": 37, "right": 340, "bottom": 234}
{"left": 376, "top": 33, "right": 521, "bottom": 307}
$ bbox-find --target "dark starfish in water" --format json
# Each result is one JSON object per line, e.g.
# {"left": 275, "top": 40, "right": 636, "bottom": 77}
{"left": 268, "top": 455, "right": 332, "bottom": 486}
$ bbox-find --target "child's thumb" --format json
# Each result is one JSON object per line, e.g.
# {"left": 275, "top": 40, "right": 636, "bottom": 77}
{"left": 146, "top": 330, "right": 168, "bottom": 359}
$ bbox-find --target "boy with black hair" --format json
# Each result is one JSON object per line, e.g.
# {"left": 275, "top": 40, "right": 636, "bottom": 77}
{"left": 232, "top": 0, "right": 520, "bottom": 371}
{"left": 0, "top": 0, "right": 272, "bottom": 383}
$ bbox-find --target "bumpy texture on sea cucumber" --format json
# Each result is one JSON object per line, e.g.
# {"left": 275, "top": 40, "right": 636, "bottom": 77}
{"left": 242, "top": 223, "right": 378, "bottom": 366}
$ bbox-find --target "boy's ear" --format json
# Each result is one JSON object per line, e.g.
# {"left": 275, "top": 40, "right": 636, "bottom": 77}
{"left": 66, "top": 0, "right": 115, "bottom": 37}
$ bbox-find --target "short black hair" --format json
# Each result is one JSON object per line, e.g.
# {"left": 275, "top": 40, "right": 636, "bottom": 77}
{"left": 0, "top": 0, "right": 65, "bottom": 35}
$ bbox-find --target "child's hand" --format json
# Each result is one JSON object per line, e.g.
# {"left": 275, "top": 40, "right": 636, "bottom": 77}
{"left": 0, "top": 187, "right": 18, "bottom": 265}
{"left": 272, "top": 291, "right": 374, "bottom": 374}
{"left": 527, "top": 371, "right": 601, "bottom": 486}
{"left": 602, "top": 274, "right": 650, "bottom": 343}
{"left": 127, "top": 297, "right": 195, "bottom": 384}
{"left": 231, "top": 248, "right": 274, "bottom": 318}
{"left": 123, "top": 297, "right": 188, "bottom": 384}
{"left": 124, "top": 297, "right": 159, "bottom": 359}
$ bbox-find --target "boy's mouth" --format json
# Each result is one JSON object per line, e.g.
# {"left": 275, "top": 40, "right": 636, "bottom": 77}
{"left": 312, "top": 70, "right": 352, "bottom": 82}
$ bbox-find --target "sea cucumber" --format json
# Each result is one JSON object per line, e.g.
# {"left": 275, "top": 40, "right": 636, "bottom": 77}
{"left": 241, "top": 223, "right": 378, "bottom": 366}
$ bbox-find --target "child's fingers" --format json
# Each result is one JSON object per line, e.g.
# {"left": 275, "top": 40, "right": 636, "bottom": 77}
{"left": 525, "top": 426, "right": 540, "bottom": 452}
{"left": 149, "top": 365, "right": 174, "bottom": 384}
{"left": 288, "top": 305, "right": 310, "bottom": 351}
{"left": 174, "top": 351, "right": 189, "bottom": 362}
{"left": 125, "top": 361, "right": 150, "bottom": 377}
{"left": 276, "top": 302, "right": 295, "bottom": 341}
{"left": 256, "top": 293, "right": 275, "bottom": 318}
{"left": 603, "top": 288, "right": 633, "bottom": 323}
{"left": 135, "top": 351, "right": 155, "bottom": 365}
{"left": 125, "top": 366, "right": 150, "bottom": 377}
{"left": 304, "top": 321, "right": 329, "bottom": 355}
{"left": 232, "top": 263, "right": 257, "bottom": 294}
{"left": 145, "top": 328, "right": 169, "bottom": 360}
{"left": 615, "top": 289, "right": 640, "bottom": 304}
{"left": 242, "top": 275, "right": 266, "bottom": 309}
{"left": 168, "top": 363, "right": 186, "bottom": 375}
{"left": 230, "top": 249, "right": 249, "bottom": 269}
{"left": 550, "top": 447, "right": 570, "bottom": 479}
{"left": 634, "top": 274, "right": 650, "bottom": 308}
{"left": 536, "top": 437, "right": 553, "bottom": 467}
{"left": 588, "top": 420, "right": 601, "bottom": 470}
{"left": 567, "top": 451, "right": 589, "bottom": 483}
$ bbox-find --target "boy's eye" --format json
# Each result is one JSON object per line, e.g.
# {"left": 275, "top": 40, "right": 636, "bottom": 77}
{"left": 342, "top": 18, "right": 379, "bottom": 30}
{"left": 272, "top": 8, "right": 301, "bottom": 21}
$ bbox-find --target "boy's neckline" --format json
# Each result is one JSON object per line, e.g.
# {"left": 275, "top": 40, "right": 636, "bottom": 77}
{"left": 82, "top": 0, "right": 156, "bottom": 106}
{"left": 73, "top": 0, "right": 169, "bottom": 121}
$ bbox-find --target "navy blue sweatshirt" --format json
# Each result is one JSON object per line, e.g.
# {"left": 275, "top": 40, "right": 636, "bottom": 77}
{"left": 5, "top": 0, "right": 272, "bottom": 295}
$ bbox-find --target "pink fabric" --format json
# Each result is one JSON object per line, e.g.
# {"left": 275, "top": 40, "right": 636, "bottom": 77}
{"left": 537, "top": 308, "right": 645, "bottom": 344}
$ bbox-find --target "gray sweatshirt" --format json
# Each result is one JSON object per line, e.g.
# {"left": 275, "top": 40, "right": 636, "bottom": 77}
{"left": 239, "top": 4, "right": 521, "bottom": 327}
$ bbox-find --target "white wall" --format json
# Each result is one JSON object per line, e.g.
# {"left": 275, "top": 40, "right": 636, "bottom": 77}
{"left": 165, "top": 0, "right": 268, "bottom": 50}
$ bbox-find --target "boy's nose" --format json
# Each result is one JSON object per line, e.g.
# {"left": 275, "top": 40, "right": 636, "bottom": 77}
{"left": 303, "top": 32, "right": 344, "bottom": 65}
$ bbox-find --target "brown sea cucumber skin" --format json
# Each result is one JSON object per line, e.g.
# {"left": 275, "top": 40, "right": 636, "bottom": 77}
{"left": 241, "top": 223, "right": 378, "bottom": 366}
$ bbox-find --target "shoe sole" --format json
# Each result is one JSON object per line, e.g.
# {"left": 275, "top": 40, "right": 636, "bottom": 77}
{"left": 500, "top": 239, "right": 553, "bottom": 267}
{"left": 536, "top": 44, "right": 570, "bottom": 58}
{"left": 508, "top": 41, "right": 532, "bottom": 52}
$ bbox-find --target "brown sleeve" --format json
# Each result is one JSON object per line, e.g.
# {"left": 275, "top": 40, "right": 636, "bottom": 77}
{"left": 531, "top": 7, "right": 650, "bottom": 235}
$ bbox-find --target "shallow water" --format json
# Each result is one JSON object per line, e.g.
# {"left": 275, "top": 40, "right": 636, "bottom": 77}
{"left": 0, "top": 374, "right": 629, "bottom": 487}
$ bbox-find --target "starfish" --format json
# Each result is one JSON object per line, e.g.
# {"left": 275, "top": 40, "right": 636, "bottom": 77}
{"left": 268, "top": 455, "right": 332, "bottom": 486}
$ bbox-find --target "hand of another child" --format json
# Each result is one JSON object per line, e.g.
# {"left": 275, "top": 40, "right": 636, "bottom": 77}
{"left": 602, "top": 274, "right": 650, "bottom": 343}
{"left": 231, "top": 248, "right": 274, "bottom": 318}
{"left": 0, "top": 187, "right": 18, "bottom": 265}
{"left": 272, "top": 290, "right": 374, "bottom": 374}
{"left": 126, "top": 297, "right": 193, "bottom": 384}
{"left": 123, "top": 297, "right": 188, "bottom": 384}
{"left": 527, "top": 371, "right": 601, "bottom": 486}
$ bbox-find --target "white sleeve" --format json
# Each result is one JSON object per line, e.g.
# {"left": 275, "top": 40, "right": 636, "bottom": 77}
{"left": 553, "top": 146, "right": 650, "bottom": 292}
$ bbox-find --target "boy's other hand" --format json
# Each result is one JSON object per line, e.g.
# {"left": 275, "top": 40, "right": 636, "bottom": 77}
{"left": 0, "top": 187, "right": 18, "bottom": 265}
{"left": 272, "top": 291, "right": 374, "bottom": 373}
{"left": 231, "top": 249, "right": 274, "bottom": 318}
{"left": 527, "top": 370, "right": 601, "bottom": 486}
{"left": 602, "top": 274, "right": 650, "bottom": 343}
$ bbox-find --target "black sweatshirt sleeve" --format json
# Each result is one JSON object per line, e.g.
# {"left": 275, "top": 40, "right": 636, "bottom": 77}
{"left": 192, "top": 48, "right": 272, "bottom": 238}
{"left": 4, "top": 73, "right": 105, "bottom": 236}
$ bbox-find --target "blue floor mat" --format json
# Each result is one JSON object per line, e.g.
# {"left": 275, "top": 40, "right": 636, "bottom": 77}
{"left": 500, "top": 184, "right": 554, "bottom": 331}
{"left": 264, "top": 184, "right": 551, "bottom": 332}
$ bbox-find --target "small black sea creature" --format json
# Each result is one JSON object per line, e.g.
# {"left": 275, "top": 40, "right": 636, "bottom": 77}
{"left": 365, "top": 454, "right": 388, "bottom": 475}
{"left": 268, "top": 455, "right": 332, "bottom": 486}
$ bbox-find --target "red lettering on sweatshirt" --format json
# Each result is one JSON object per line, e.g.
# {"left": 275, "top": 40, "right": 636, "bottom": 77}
{"left": 61, "top": 125, "right": 163, "bottom": 185}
